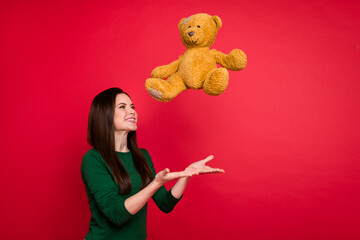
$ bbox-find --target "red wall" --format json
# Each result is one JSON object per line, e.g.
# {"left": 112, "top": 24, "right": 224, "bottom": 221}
{"left": 1, "top": 0, "right": 359, "bottom": 239}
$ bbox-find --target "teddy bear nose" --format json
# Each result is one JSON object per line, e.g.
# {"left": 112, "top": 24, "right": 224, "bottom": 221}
{"left": 188, "top": 32, "right": 195, "bottom": 37}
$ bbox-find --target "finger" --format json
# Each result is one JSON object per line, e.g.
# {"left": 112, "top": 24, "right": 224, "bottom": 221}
{"left": 208, "top": 167, "right": 224, "bottom": 172}
{"left": 199, "top": 168, "right": 225, "bottom": 174}
{"left": 159, "top": 168, "right": 170, "bottom": 177}
{"left": 202, "top": 155, "right": 214, "bottom": 164}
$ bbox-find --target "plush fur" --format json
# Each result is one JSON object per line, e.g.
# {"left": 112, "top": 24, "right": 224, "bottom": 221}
{"left": 145, "top": 13, "right": 247, "bottom": 102}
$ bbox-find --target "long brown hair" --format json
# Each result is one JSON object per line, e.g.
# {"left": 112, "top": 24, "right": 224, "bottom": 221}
{"left": 87, "top": 87, "right": 153, "bottom": 194}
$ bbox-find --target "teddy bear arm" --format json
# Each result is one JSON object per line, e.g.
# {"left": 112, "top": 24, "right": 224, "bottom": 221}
{"left": 151, "top": 59, "right": 180, "bottom": 79}
{"left": 211, "top": 49, "right": 227, "bottom": 65}
{"left": 212, "top": 49, "right": 247, "bottom": 71}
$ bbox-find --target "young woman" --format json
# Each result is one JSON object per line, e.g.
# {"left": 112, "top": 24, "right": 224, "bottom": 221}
{"left": 81, "top": 88, "right": 224, "bottom": 240}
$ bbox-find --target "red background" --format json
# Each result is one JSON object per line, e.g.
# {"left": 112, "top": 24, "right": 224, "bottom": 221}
{"left": 1, "top": 0, "right": 359, "bottom": 239}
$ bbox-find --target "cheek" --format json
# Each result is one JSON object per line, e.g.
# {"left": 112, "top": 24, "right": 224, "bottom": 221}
{"left": 115, "top": 109, "right": 126, "bottom": 118}
{"left": 114, "top": 112, "right": 125, "bottom": 126}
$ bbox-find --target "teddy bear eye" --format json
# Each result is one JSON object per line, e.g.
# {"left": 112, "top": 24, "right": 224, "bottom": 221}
{"left": 197, "top": 25, "right": 201, "bottom": 28}
{"left": 188, "top": 26, "right": 191, "bottom": 28}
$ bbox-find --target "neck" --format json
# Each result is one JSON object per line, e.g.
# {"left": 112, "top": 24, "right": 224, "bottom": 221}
{"left": 114, "top": 131, "right": 129, "bottom": 152}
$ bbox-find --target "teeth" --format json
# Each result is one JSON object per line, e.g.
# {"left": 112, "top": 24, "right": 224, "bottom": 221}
{"left": 127, "top": 119, "right": 135, "bottom": 122}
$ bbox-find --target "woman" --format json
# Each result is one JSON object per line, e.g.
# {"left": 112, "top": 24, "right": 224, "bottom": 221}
{"left": 81, "top": 88, "right": 224, "bottom": 240}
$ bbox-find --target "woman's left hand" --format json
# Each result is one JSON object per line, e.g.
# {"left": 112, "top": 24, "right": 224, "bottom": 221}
{"left": 185, "top": 155, "right": 225, "bottom": 175}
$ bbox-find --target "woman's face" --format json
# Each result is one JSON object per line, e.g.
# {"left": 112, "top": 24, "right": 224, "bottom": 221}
{"left": 113, "top": 93, "right": 138, "bottom": 133}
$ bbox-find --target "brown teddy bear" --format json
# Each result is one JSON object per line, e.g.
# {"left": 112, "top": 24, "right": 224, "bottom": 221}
{"left": 145, "top": 13, "right": 247, "bottom": 102}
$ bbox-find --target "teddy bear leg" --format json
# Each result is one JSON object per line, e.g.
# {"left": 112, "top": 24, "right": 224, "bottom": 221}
{"left": 203, "top": 68, "right": 229, "bottom": 96}
{"left": 145, "top": 74, "right": 187, "bottom": 102}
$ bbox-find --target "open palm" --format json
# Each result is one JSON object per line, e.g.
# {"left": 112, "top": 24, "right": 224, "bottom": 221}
{"left": 185, "top": 155, "right": 225, "bottom": 174}
{"left": 154, "top": 155, "right": 224, "bottom": 186}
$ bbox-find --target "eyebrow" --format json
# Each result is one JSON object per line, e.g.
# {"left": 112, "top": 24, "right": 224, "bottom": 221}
{"left": 116, "top": 103, "right": 135, "bottom": 107}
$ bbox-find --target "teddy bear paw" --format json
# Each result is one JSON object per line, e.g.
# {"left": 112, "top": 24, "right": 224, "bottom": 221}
{"left": 203, "top": 68, "right": 229, "bottom": 96}
{"left": 225, "top": 49, "right": 247, "bottom": 71}
{"left": 149, "top": 87, "right": 163, "bottom": 99}
{"left": 145, "top": 78, "right": 169, "bottom": 102}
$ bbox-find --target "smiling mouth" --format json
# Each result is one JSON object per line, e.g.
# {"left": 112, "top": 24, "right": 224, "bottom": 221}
{"left": 126, "top": 119, "right": 136, "bottom": 122}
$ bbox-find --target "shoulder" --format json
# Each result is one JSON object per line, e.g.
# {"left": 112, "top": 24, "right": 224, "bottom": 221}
{"left": 83, "top": 148, "right": 101, "bottom": 161}
{"left": 81, "top": 148, "right": 105, "bottom": 169}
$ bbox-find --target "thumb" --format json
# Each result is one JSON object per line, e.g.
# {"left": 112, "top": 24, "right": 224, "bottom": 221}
{"left": 202, "top": 155, "right": 214, "bottom": 164}
{"left": 160, "top": 168, "right": 170, "bottom": 175}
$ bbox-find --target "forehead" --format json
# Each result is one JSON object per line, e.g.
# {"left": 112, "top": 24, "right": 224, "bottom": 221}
{"left": 115, "top": 93, "right": 133, "bottom": 104}
{"left": 182, "top": 19, "right": 209, "bottom": 31}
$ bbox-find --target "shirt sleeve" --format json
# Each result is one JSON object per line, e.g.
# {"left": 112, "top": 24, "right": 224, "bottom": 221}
{"left": 141, "top": 149, "right": 182, "bottom": 213}
{"left": 81, "top": 150, "right": 133, "bottom": 226}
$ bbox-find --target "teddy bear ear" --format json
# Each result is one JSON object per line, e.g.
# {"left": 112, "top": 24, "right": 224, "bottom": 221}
{"left": 212, "top": 15, "right": 222, "bottom": 30}
{"left": 178, "top": 18, "right": 187, "bottom": 30}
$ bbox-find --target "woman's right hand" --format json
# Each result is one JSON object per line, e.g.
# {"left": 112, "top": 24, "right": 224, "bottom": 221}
{"left": 154, "top": 168, "right": 199, "bottom": 186}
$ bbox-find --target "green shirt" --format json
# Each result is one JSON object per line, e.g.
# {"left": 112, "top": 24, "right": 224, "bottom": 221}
{"left": 81, "top": 148, "right": 181, "bottom": 240}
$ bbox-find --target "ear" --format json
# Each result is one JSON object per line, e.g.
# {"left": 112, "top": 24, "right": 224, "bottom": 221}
{"left": 212, "top": 15, "right": 222, "bottom": 30}
{"left": 178, "top": 18, "right": 186, "bottom": 30}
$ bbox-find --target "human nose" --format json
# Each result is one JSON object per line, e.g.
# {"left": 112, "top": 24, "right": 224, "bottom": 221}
{"left": 128, "top": 108, "right": 135, "bottom": 115}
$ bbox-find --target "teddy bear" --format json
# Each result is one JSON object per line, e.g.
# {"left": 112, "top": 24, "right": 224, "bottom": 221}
{"left": 145, "top": 13, "right": 247, "bottom": 102}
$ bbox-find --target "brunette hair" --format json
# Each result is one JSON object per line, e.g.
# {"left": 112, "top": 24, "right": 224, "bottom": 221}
{"left": 87, "top": 87, "right": 153, "bottom": 194}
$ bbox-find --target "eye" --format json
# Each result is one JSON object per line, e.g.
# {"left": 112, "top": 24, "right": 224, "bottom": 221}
{"left": 131, "top": 105, "right": 135, "bottom": 110}
{"left": 119, "top": 106, "right": 125, "bottom": 109}
{"left": 197, "top": 25, "right": 200, "bottom": 28}
{"left": 188, "top": 26, "right": 191, "bottom": 28}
